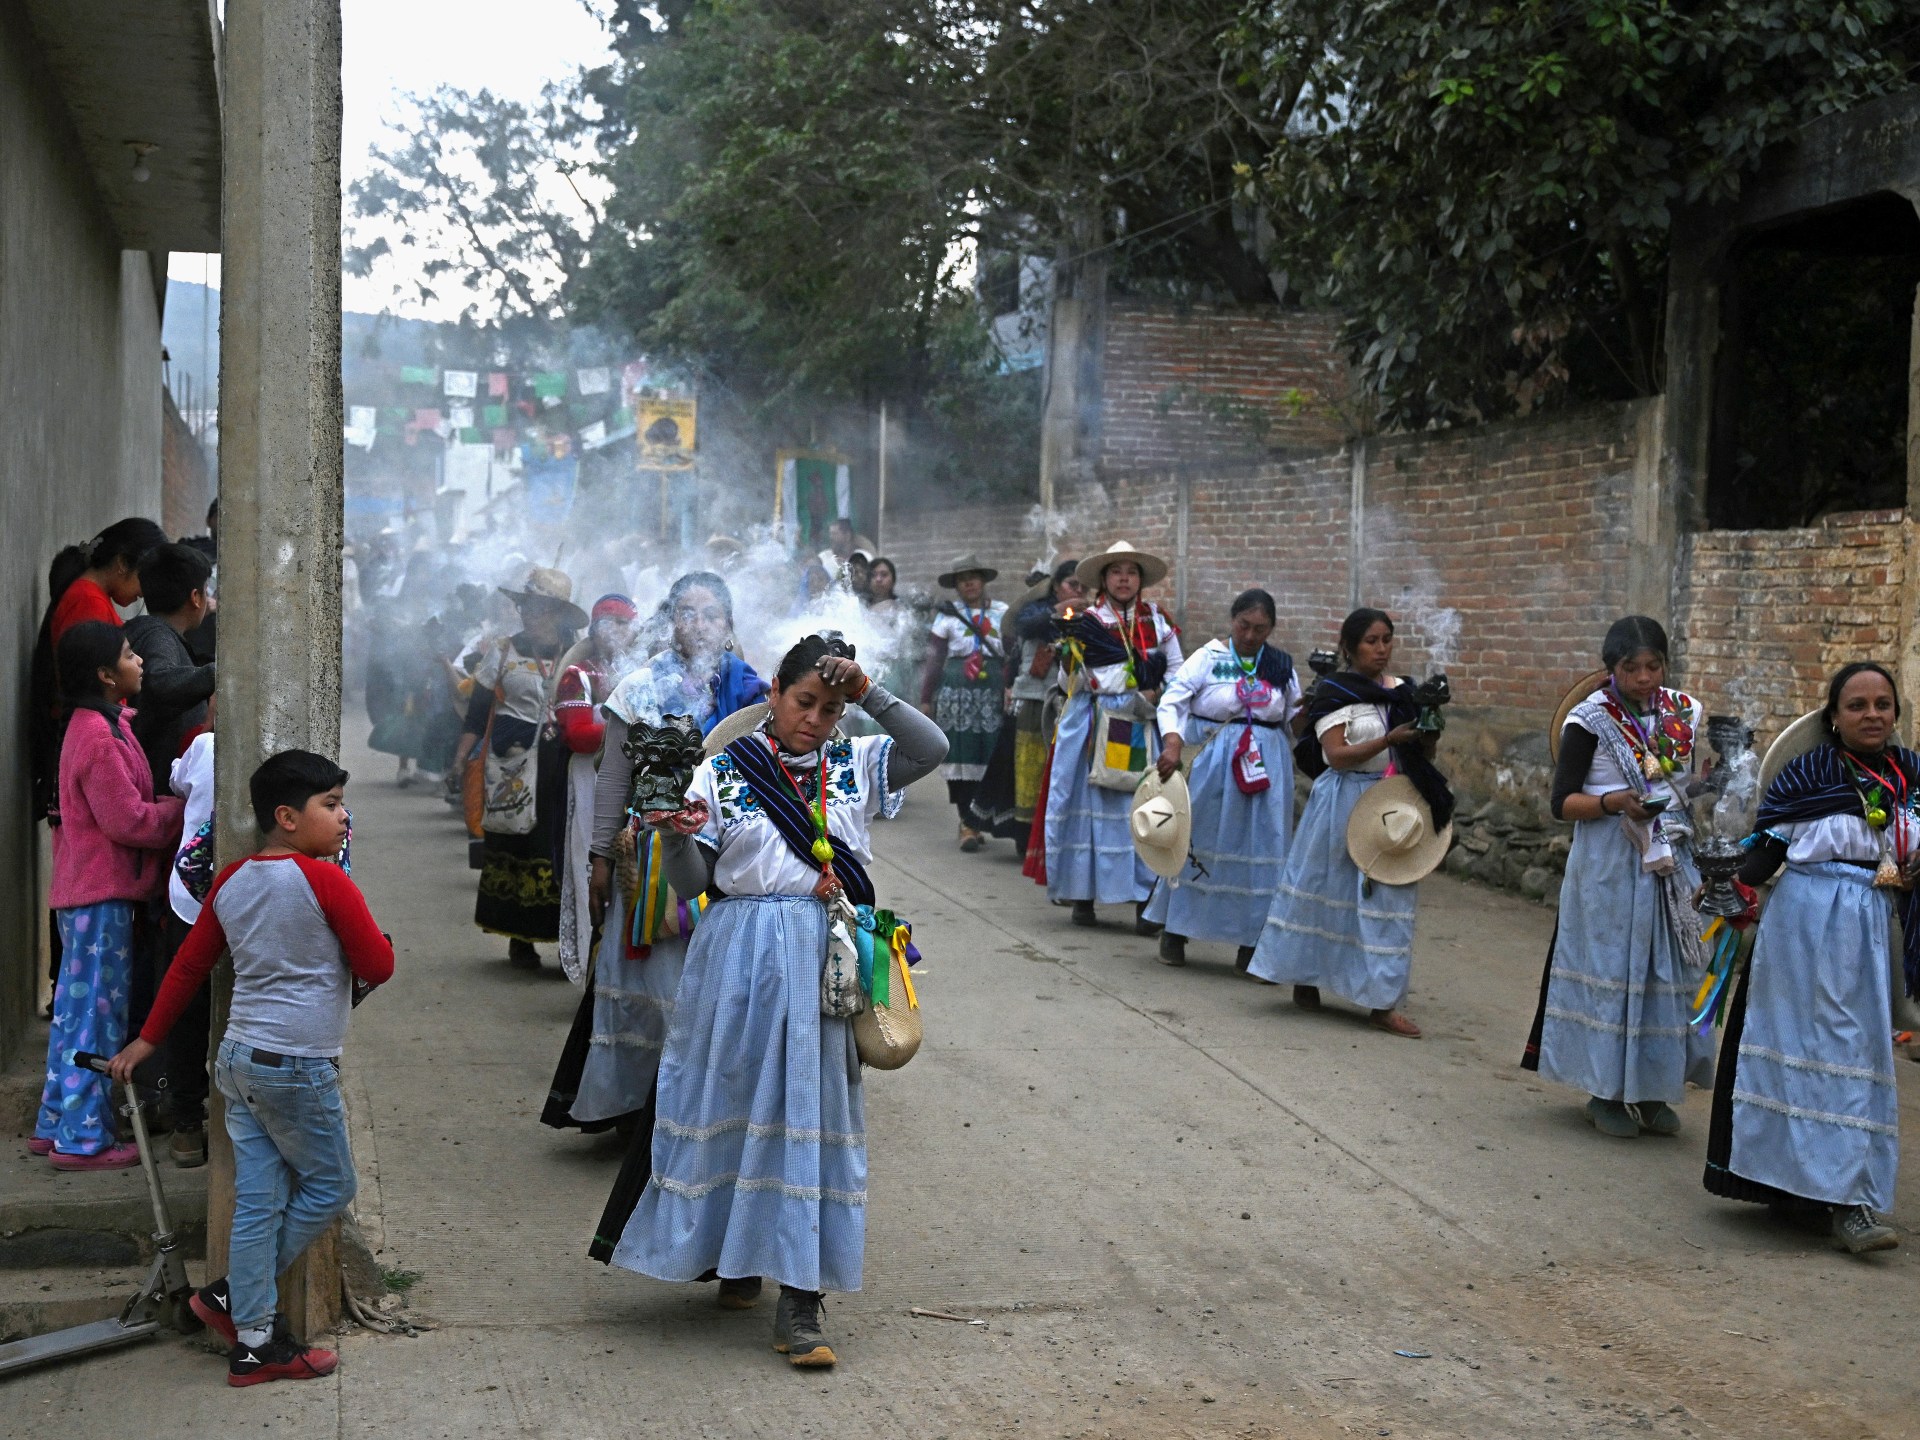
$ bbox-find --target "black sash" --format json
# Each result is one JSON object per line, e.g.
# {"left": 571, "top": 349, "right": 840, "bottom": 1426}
{"left": 723, "top": 735, "right": 877, "bottom": 906}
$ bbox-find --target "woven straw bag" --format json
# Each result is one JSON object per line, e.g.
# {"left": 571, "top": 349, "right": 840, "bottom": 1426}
{"left": 853, "top": 944, "right": 922, "bottom": 1070}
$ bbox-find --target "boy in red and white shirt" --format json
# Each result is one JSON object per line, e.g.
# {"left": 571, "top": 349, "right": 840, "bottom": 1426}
{"left": 111, "top": 749, "right": 393, "bottom": 1387}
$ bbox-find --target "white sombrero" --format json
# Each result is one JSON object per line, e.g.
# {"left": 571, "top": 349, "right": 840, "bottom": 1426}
{"left": 1548, "top": 668, "right": 1610, "bottom": 763}
{"left": 1130, "top": 768, "right": 1192, "bottom": 880}
{"left": 1075, "top": 541, "right": 1168, "bottom": 593}
{"left": 704, "top": 702, "right": 770, "bottom": 757}
{"left": 1346, "top": 776, "right": 1453, "bottom": 886}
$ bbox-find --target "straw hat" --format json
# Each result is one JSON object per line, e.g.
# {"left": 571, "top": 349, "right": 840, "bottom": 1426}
{"left": 498, "top": 566, "right": 588, "bottom": 629}
{"left": 1346, "top": 776, "right": 1453, "bottom": 885}
{"left": 1130, "top": 768, "right": 1192, "bottom": 880}
{"left": 1548, "top": 668, "right": 1610, "bottom": 763}
{"left": 1758, "top": 708, "right": 1832, "bottom": 793}
{"left": 1016, "top": 571, "right": 1061, "bottom": 612}
{"left": 937, "top": 553, "right": 999, "bottom": 588}
{"left": 704, "top": 702, "right": 770, "bottom": 757}
{"left": 1076, "top": 541, "right": 1168, "bottom": 592}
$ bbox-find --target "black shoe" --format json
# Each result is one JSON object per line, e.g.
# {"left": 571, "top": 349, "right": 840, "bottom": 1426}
{"left": 1235, "top": 945, "right": 1256, "bottom": 972}
{"left": 718, "top": 1275, "right": 763, "bottom": 1310}
{"left": 227, "top": 1316, "right": 339, "bottom": 1387}
{"left": 508, "top": 939, "right": 542, "bottom": 970}
{"left": 1156, "top": 932, "right": 1186, "bottom": 966}
{"left": 1070, "top": 901, "right": 1097, "bottom": 928}
{"left": 773, "top": 1286, "right": 836, "bottom": 1367}
{"left": 1133, "top": 902, "right": 1163, "bottom": 938}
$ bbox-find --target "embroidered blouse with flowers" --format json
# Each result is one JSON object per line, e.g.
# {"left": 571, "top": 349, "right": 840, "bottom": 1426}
{"left": 1550, "top": 685, "right": 1702, "bottom": 872}
{"left": 1159, "top": 638, "right": 1300, "bottom": 733}
{"left": 1058, "top": 598, "right": 1183, "bottom": 695}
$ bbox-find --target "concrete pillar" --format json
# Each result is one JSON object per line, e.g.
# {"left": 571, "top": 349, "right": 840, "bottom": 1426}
{"left": 1625, "top": 396, "right": 1672, "bottom": 623}
{"left": 210, "top": 0, "right": 345, "bottom": 1342}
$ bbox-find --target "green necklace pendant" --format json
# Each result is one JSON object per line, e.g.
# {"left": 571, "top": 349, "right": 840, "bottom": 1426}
{"left": 810, "top": 834, "right": 836, "bottom": 864}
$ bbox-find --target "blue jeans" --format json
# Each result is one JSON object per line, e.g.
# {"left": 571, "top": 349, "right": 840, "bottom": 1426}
{"left": 214, "top": 1039, "right": 357, "bottom": 1331}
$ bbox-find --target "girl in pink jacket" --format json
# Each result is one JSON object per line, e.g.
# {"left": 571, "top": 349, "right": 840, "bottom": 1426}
{"left": 34, "top": 621, "right": 185, "bottom": 1169}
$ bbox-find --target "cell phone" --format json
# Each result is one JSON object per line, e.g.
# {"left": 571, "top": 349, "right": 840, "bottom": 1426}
{"left": 1640, "top": 793, "right": 1671, "bottom": 814}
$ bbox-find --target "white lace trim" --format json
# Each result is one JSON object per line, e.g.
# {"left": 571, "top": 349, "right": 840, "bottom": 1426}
{"left": 1733, "top": 1088, "right": 1898, "bottom": 1136}
{"left": 656, "top": 1115, "right": 864, "bottom": 1147}
{"left": 1548, "top": 968, "right": 1689, "bottom": 999}
{"left": 1542, "top": 1005, "right": 1688, "bottom": 1039}
{"left": 588, "top": 1034, "right": 664, "bottom": 1051}
{"left": 1737, "top": 1043, "right": 1894, "bottom": 1087}
{"left": 1273, "top": 879, "right": 1407, "bottom": 923}
{"left": 653, "top": 1172, "right": 867, "bottom": 1206}
{"left": 1263, "top": 915, "right": 1410, "bottom": 959}
{"left": 594, "top": 986, "right": 673, "bottom": 1010}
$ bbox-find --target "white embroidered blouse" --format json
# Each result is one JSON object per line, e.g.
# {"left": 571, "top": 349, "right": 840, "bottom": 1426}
{"left": 1156, "top": 639, "right": 1302, "bottom": 734}
{"left": 689, "top": 727, "right": 904, "bottom": 897}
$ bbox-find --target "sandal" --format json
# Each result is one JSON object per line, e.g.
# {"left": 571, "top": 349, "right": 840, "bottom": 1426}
{"left": 1369, "top": 1009, "right": 1422, "bottom": 1038}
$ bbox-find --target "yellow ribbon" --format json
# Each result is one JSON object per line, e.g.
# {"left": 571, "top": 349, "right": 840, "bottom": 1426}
{"left": 891, "top": 925, "right": 919, "bottom": 1011}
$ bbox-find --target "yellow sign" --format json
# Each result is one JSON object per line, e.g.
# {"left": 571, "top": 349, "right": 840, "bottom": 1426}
{"left": 636, "top": 395, "right": 697, "bottom": 470}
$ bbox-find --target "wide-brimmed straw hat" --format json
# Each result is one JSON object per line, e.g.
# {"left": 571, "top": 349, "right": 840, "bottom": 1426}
{"left": 1346, "top": 776, "right": 1453, "bottom": 885}
{"left": 704, "top": 702, "right": 770, "bottom": 757}
{"left": 498, "top": 566, "right": 588, "bottom": 629}
{"left": 1076, "top": 541, "right": 1168, "bottom": 593}
{"left": 1130, "top": 768, "right": 1192, "bottom": 880}
{"left": 1548, "top": 668, "right": 1610, "bottom": 763}
{"left": 937, "top": 553, "right": 999, "bottom": 588}
{"left": 1759, "top": 708, "right": 1833, "bottom": 793}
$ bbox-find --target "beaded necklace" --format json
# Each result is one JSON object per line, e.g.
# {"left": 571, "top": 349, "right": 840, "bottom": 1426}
{"left": 770, "top": 739, "right": 835, "bottom": 867}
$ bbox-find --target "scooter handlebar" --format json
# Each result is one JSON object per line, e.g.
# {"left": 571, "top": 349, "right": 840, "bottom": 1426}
{"left": 72, "top": 1051, "right": 110, "bottom": 1075}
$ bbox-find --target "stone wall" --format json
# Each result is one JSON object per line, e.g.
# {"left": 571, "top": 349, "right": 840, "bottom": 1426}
{"left": 1673, "top": 511, "right": 1905, "bottom": 753}
{"left": 1098, "top": 302, "right": 1349, "bottom": 472}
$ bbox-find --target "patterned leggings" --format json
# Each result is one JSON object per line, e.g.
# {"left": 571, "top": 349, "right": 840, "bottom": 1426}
{"left": 36, "top": 901, "right": 136, "bottom": 1156}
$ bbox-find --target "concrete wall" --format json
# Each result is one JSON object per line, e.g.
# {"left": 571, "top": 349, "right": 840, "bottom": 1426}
{"left": 0, "top": 5, "right": 166, "bottom": 1062}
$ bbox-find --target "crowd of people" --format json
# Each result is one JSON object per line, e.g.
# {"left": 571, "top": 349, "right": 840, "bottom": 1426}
{"left": 20, "top": 510, "right": 1917, "bottom": 1387}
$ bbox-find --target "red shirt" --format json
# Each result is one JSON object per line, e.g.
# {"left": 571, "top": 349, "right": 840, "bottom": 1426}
{"left": 51, "top": 577, "right": 120, "bottom": 648}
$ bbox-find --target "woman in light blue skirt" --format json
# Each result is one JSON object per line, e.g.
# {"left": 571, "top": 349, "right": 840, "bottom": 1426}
{"left": 1044, "top": 541, "right": 1184, "bottom": 932}
{"left": 609, "top": 634, "right": 947, "bottom": 1366}
{"left": 1536, "top": 616, "right": 1714, "bottom": 1138}
{"left": 1144, "top": 588, "right": 1301, "bottom": 970}
{"left": 1248, "top": 607, "right": 1452, "bottom": 1038}
{"left": 1705, "top": 662, "right": 1918, "bottom": 1255}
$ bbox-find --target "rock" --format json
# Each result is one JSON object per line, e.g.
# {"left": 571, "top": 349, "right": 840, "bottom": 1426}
{"left": 1520, "top": 867, "right": 1555, "bottom": 900}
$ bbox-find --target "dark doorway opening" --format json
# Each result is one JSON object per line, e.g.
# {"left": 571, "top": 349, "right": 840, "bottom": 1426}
{"left": 1706, "top": 191, "right": 1920, "bottom": 529}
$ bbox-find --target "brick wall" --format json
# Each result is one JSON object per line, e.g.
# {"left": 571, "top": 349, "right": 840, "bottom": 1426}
{"left": 1098, "top": 302, "right": 1349, "bottom": 473}
{"left": 1674, "top": 511, "right": 1905, "bottom": 752}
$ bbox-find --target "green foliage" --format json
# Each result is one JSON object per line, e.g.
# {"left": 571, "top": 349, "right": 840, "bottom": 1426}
{"left": 1234, "top": 0, "right": 1915, "bottom": 426}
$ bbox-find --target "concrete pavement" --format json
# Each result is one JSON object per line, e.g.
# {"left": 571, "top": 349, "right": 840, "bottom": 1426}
{"left": 8, "top": 731, "right": 1918, "bottom": 1439}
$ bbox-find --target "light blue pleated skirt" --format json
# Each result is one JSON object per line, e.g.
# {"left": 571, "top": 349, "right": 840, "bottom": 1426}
{"left": 572, "top": 923, "right": 687, "bottom": 1125}
{"left": 1143, "top": 720, "right": 1293, "bottom": 946}
{"left": 1538, "top": 820, "right": 1714, "bottom": 1103}
{"left": 1045, "top": 691, "right": 1155, "bottom": 906}
{"left": 612, "top": 894, "right": 867, "bottom": 1293}
{"left": 1730, "top": 861, "right": 1899, "bottom": 1211}
{"left": 1246, "top": 768, "right": 1416, "bottom": 1010}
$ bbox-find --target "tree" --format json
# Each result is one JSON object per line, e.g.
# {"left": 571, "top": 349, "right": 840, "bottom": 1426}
{"left": 1233, "top": 0, "right": 1915, "bottom": 426}
{"left": 346, "top": 82, "right": 602, "bottom": 329}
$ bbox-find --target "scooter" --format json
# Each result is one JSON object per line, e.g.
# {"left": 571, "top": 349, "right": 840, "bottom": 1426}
{"left": 0, "top": 1052, "right": 202, "bottom": 1377}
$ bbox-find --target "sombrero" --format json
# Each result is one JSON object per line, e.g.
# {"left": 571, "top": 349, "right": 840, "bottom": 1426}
{"left": 1346, "top": 776, "right": 1453, "bottom": 886}
{"left": 498, "top": 566, "right": 589, "bottom": 629}
{"left": 1016, "top": 568, "right": 1066, "bottom": 612}
{"left": 1075, "top": 541, "right": 1168, "bottom": 593}
{"left": 937, "top": 553, "right": 999, "bottom": 588}
{"left": 1548, "top": 668, "right": 1609, "bottom": 763}
{"left": 704, "top": 702, "right": 770, "bottom": 757}
{"left": 1130, "top": 768, "right": 1192, "bottom": 880}
{"left": 1758, "top": 709, "right": 1829, "bottom": 793}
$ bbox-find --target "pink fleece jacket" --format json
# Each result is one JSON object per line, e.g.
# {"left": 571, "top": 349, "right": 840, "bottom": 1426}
{"left": 50, "top": 706, "right": 186, "bottom": 909}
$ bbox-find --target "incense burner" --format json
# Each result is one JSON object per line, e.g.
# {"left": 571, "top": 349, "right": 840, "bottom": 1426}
{"left": 624, "top": 714, "right": 705, "bottom": 816}
{"left": 1413, "top": 672, "right": 1451, "bottom": 734}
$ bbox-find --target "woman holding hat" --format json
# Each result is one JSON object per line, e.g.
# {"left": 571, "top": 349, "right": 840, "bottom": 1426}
{"left": 1044, "top": 541, "right": 1183, "bottom": 930}
{"left": 546, "top": 572, "right": 767, "bottom": 1135}
{"left": 453, "top": 567, "right": 586, "bottom": 969}
{"left": 919, "top": 556, "right": 1008, "bottom": 852}
{"left": 601, "top": 633, "right": 948, "bottom": 1367}
{"left": 1145, "top": 588, "right": 1302, "bottom": 971}
{"left": 1532, "top": 616, "right": 1714, "bottom": 1138}
{"left": 1248, "top": 608, "right": 1452, "bottom": 1036}
{"left": 1703, "top": 662, "right": 1919, "bottom": 1254}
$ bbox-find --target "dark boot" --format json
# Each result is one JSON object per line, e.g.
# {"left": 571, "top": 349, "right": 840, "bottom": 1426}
{"left": 1134, "top": 902, "right": 1163, "bottom": 937}
{"left": 1157, "top": 932, "right": 1187, "bottom": 967}
{"left": 1070, "top": 900, "right": 1097, "bottom": 928}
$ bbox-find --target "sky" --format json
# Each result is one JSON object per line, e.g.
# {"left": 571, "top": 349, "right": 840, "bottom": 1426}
{"left": 167, "top": 0, "right": 614, "bottom": 317}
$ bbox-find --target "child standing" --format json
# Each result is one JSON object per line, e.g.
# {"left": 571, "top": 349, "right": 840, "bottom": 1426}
{"left": 36, "top": 622, "right": 185, "bottom": 1170}
{"left": 110, "top": 750, "right": 394, "bottom": 1386}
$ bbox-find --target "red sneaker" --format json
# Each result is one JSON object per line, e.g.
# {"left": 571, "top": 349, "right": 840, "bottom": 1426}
{"left": 49, "top": 1143, "right": 139, "bottom": 1171}
{"left": 228, "top": 1325, "right": 339, "bottom": 1387}
{"left": 189, "top": 1279, "right": 238, "bottom": 1347}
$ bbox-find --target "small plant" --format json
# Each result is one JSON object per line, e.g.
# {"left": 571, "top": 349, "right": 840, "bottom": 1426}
{"left": 380, "top": 1266, "right": 424, "bottom": 1295}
